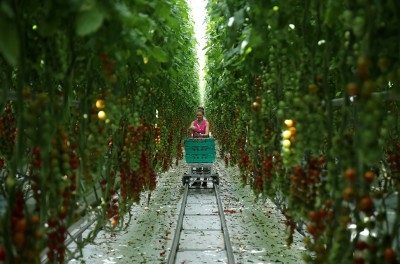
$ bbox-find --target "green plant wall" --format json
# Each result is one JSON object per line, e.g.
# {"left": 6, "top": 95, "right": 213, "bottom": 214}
{"left": 0, "top": 0, "right": 200, "bottom": 262}
{"left": 205, "top": 0, "right": 400, "bottom": 263}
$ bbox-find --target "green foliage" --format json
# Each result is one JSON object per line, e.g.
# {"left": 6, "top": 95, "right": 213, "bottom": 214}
{"left": 206, "top": 0, "right": 400, "bottom": 263}
{"left": 0, "top": 0, "right": 200, "bottom": 262}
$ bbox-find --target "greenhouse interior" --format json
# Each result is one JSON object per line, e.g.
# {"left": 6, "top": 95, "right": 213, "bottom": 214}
{"left": 0, "top": 0, "right": 399, "bottom": 263}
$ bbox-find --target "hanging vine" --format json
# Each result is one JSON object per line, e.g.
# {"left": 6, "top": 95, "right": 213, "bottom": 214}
{"left": 206, "top": 0, "right": 400, "bottom": 263}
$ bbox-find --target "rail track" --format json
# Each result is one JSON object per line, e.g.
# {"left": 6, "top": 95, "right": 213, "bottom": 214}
{"left": 167, "top": 178, "right": 235, "bottom": 264}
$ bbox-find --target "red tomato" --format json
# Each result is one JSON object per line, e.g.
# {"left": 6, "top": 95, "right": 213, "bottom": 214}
{"left": 0, "top": 247, "right": 6, "bottom": 260}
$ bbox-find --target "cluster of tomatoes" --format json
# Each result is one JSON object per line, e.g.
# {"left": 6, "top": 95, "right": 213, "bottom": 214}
{"left": 307, "top": 200, "right": 334, "bottom": 239}
{"left": 6, "top": 191, "right": 43, "bottom": 263}
{"left": 251, "top": 150, "right": 275, "bottom": 195}
{"left": 119, "top": 163, "right": 140, "bottom": 205}
{"left": 24, "top": 129, "right": 81, "bottom": 263}
{"left": 175, "top": 142, "right": 183, "bottom": 166}
{"left": 101, "top": 171, "right": 119, "bottom": 226}
{"left": 160, "top": 134, "right": 175, "bottom": 172}
{"left": 342, "top": 168, "right": 376, "bottom": 215}
{"left": 118, "top": 123, "right": 149, "bottom": 203}
{"left": 289, "top": 157, "right": 325, "bottom": 210}
{"left": 139, "top": 149, "right": 157, "bottom": 192}
{"left": 385, "top": 145, "right": 400, "bottom": 180}
{"left": 46, "top": 219, "right": 67, "bottom": 263}
{"left": 237, "top": 147, "right": 250, "bottom": 183}
{"left": 303, "top": 199, "right": 335, "bottom": 262}
{"left": 49, "top": 133, "right": 80, "bottom": 262}
{"left": 353, "top": 239, "right": 397, "bottom": 264}
{"left": 260, "top": 153, "right": 274, "bottom": 191}
{"left": 281, "top": 119, "right": 297, "bottom": 166}
{"left": 0, "top": 103, "right": 16, "bottom": 159}
{"left": 218, "top": 131, "right": 232, "bottom": 159}
{"left": 154, "top": 126, "right": 161, "bottom": 145}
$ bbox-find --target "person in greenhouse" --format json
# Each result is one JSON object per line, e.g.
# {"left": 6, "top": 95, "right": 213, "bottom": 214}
{"left": 189, "top": 107, "right": 210, "bottom": 138}
{"left": 188, "top": 107, "right": 210, "bottom": 187}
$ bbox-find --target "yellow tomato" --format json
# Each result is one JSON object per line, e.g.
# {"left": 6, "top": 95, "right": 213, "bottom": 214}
{"left": 96, "top": 99, "right": 105, "bottom": 109}
{"left": 282, "top": 130, "right": 292, "bottom": 139}
{"left": 284, "top": 119, "right": 294, "bottom": 127}
{"left": 282, "top": 139, "right": 291, "bottom": 148}
{"left": 289, "top": 127, "right": 296, "bottom": 136}
{"left": 98, "top": 111, "right": 106, "bottom": 120}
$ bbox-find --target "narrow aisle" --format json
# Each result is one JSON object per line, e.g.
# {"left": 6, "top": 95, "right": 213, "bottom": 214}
{"left": 174, "top": 187, "right": 228, "bottom": 263}
{"left": 216, "top": 161, "right": 307, "bottom": 263}
{"left": 68, "top": 164, "right": 187, "bottom": 264}
{"left": 69, "top": 156, "right": 307, "bottom": 263}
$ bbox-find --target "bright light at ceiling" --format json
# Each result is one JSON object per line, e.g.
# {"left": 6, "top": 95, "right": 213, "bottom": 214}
{"left": 186, "top": 0, "right": 207, "bottom": 106}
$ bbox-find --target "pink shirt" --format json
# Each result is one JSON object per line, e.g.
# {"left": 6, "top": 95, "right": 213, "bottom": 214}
{"left": 192, "top": 120, "right": 208, "bottom": 138}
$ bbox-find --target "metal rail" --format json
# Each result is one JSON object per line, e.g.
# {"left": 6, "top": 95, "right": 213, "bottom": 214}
{"left": 167, "top": 184, "right": 189, "bottom": 263}
{"left": 167, "top": 182, "right": 235, "bottom": 264}
{"left": 214, "top": 184, "right": 235, "bottom": 264}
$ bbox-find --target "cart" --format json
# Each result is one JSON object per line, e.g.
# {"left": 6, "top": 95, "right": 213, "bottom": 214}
{"left": 182, "top": 138, "right": 219, "bottom": 186}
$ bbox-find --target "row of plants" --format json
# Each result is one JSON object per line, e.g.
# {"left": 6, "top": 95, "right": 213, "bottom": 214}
{"left": 205, "top": 0, "right": 399, "bottom": 263}
{"left": 0, "top": 0, "right": 199, "bottom": 263}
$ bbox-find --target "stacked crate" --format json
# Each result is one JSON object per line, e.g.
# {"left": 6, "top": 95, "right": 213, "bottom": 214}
{"left": 184, "top": 138, "right": 216, "bottom": 163}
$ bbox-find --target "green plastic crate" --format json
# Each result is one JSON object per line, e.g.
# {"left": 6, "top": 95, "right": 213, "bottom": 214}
{"left": 184, "top": 138, "right": 215, "bottom": 154}
{"left": 184, "top": 138, "right": 215, "bottom": 147}
{"left": 185, "top": 145, "right": 215, "bottom": 154}
{"left": 184, "top": 138, "right": 216, "bottom": 163}
{"left": 185, "top": 153, "right": 216, "bottom": 163}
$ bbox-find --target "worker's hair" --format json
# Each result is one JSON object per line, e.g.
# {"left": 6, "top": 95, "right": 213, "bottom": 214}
{"left": 196, "top": 107, "right": 205, "bottom": 115}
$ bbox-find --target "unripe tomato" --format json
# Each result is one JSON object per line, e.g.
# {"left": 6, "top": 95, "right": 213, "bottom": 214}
{"left": 361, "top": 81, "right": 375, "bottom": 96}
{"left": 308, "top": 83, "right": 319, "bottom": 94}
{"left": 378, "top": 57, "right": 390, "bottom": 72}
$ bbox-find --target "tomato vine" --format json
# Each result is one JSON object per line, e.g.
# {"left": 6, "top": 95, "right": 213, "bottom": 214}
{"left": 206, "top": 0, "right": 400, "bottom": 263}
{"left": 0, "top": 0, "right": 200, "bottom": 262}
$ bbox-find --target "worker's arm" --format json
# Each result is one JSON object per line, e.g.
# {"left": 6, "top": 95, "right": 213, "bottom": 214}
{"left": 202, "top": 122, "right": 210, "bottom": 138}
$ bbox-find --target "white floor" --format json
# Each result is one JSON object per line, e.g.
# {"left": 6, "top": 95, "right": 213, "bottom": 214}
{"left": 67, "top": 159, "right": 307, "bottom": 264}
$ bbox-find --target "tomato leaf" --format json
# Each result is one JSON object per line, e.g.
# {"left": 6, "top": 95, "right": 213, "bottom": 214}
{"left": 151, "top": 46, "right": 169, "bottom": 63}
{"left": 76, "top": 6, "right": 105, "bottom": 36}
{"left": 0, "top": 15, "right": 19, "bottom": 66}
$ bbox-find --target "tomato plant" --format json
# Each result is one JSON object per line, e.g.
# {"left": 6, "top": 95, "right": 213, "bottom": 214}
{"left": 206, "top": 0, "right": 400, "bottom": 263}
{"left": 0, "top": 0, "right": 200, "bottom": 262}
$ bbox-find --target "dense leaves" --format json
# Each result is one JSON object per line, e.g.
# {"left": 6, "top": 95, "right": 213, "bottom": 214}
{"left": 206, "top": 0, "right": 400, "bottom": 263}
{"left": 0, "top": 0, "right": 200, "bottom": 262}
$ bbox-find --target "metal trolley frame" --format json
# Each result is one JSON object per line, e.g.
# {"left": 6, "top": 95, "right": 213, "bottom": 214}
{"left": 181, "top": 138, "right": 219, "bottom": 186}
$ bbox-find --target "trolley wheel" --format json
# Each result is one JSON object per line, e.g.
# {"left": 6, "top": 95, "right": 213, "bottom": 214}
{"left": 212, "top": 174, "right": 219, "bottom": 185}
{"left": 182, "top": 174, "right": 190, "bottom": 185}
